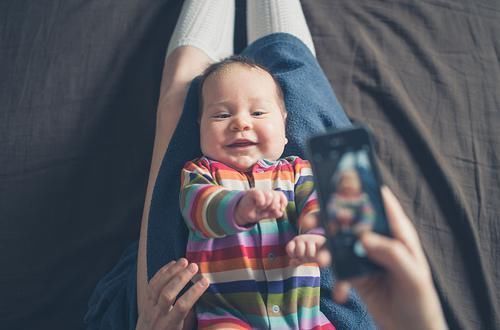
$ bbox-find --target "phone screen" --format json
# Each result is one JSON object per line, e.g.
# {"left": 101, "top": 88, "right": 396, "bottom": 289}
{"left": 308, "top": 126, "right": 391, "bottom": 279}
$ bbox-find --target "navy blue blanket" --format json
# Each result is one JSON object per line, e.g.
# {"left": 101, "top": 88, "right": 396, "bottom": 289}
{"left": 86, "top": 33, "right": 375, "bottom": 330}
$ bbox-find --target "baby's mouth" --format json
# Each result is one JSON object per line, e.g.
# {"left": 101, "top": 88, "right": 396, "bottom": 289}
{"left": 226, "top": 139, "right": 257, "bottom": 148}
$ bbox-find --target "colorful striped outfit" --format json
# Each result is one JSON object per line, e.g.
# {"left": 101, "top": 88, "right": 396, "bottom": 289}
{"left": 180, "top": 156, "right": 335, "bottom": 330}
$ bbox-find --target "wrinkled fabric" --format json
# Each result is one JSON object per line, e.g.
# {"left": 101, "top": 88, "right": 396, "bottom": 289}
{"left": 2, "top": 1, "right": 499, "bottom": 329}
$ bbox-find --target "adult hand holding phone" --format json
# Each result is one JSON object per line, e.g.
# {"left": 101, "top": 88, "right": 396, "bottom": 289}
{"left": 319, "top": 187, "right": 447, "bottom": 330}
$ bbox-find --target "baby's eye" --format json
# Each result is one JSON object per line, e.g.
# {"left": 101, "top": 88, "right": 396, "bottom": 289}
{"left": 212, "top": 113, "right": 231, "bottom": 119}
{"left": 252, "top": 110, "right": 266, "bottom": 116}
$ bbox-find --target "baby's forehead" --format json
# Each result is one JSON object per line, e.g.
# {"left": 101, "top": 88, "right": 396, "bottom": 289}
{"left": 208, "top": 62, "right": 274, "bottom": 81}
{"left": 200, "top": 61, "right": 286, "bottom": 113}
{"left": 343, "top": 170, "right": 360, "bottom": 179}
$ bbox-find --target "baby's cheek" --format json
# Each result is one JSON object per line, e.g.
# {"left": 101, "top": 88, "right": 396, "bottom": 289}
{"left": 260, "top": 122, "right": 287, "bottom": 153}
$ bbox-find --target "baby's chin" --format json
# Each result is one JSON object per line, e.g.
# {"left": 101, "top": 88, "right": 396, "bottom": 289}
{"left": 223, "top": 155, "right": 277, "bottom": 172}
{"left": 225, "top": 158, "right": 258, "bottom": 171}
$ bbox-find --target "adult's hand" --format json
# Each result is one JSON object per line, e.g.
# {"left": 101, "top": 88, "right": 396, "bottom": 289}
{"left": 136, "top": 258, "right": 209, "bottom": 330}
{"left": 319, "top": 187, "right": 447, "bottom": 330}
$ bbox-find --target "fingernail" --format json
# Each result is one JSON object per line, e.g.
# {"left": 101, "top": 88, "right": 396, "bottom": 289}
{"left": 188, "top": 263, "right": 198, "bottom": 273}
{"left": 198, "top": 277, "right": 209, "bottom": 287}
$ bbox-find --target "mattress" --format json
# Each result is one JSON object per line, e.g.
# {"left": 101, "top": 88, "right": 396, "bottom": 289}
{"left": 0, "top": 0, "right": 498, "bottom": 328}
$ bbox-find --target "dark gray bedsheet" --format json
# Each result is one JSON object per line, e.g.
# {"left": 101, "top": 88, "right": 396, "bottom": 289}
{"left": 305, "top": 1, "right": 500, "bottom": 328}
{"left": 1, "top": 0, "right": 498, "bottom": 329}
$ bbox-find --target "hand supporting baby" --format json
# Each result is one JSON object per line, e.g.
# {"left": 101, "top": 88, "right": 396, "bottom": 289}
{"left": 235, "top": 189, "right": 288, "bottom": 226}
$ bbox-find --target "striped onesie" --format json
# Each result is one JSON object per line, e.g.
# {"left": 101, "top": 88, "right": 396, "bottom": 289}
{"left": 180, "top": 156, "right": 335, "bottom": 330}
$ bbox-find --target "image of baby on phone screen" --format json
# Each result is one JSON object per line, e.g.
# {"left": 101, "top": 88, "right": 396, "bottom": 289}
{"left": 326, "top": 167, "right": 375, "bottom": 236}
{"left": 179, "top": 56, "right": 334, "bottom": 329}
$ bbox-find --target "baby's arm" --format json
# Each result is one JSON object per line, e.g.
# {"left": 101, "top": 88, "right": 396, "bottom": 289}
{"left": 180, "top": 160, "right": 247, "bottom": 238}
{"left": 235, "top": 189, "right": 288, "bottom": 226}
{"left": 180, "top": 160, "right": 288, "bottom": 238}
{"left": 287, "top": 158, "right": 325, "bottom": 264}
{"left": 291, "top": 158, "right": 321, "bottom": 233}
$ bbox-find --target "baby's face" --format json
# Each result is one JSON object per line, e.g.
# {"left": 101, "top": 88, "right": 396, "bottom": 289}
{"left": 199, "top": 63, "right": 287, "bottom": 171}
{"left": 338, "top": 170, "right": 362, "bottom": 195}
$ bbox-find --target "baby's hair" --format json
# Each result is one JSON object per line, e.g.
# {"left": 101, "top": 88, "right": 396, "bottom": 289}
{"left": 197, "top": 55, "right": 286, "bottom": 115}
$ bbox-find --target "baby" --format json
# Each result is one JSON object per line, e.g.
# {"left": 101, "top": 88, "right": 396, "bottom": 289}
{"left": 179, "top": 56, "right": 334, "bottom": 329}
{"left": 327, "top": 169, "right": 375, "bottom": 235}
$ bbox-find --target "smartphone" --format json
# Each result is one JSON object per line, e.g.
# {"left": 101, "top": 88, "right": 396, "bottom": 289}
{"left": 307, "top": 125, "right": 391, "bottom": 279}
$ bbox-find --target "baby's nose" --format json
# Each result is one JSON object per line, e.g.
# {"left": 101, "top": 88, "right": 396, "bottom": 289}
{"left": 231, "top": 116, "right": 252, "bottom": 130}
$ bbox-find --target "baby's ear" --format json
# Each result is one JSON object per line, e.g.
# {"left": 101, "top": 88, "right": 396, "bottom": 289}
{"left": 284, "top": 136, "right": 288, "bottom": 145}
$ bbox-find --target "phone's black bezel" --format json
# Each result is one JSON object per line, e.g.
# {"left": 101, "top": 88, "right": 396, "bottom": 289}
{"left": 306, "top": 125, "right": 390, "bottom": 279}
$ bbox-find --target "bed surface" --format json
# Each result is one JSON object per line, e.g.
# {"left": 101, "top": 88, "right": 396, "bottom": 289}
{"left": 1, "top": 0, "right": 498, "bottom": 329}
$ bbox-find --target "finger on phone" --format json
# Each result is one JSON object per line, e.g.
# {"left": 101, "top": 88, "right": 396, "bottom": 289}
{"left": 360, "top": 231, "right": 415, "bottom": 280}
{"left": 381, "top": 188, "right": 417, "bottom": 242}
{"left": 381, "top": 187, "right": 424, "bottom": 259}
{"left": 333, "top": 281, "right": 351, "bottom": 304}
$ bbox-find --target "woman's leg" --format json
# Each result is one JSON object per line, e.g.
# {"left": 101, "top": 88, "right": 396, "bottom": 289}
{"left": 246, "top": 0, "right": 316, "bottom": 56}
{"left": 166, "top": 0, "right": 234, "bottom": 62}
{"left": 137, "top": 0, "right": 234, "bottom": 318}
{"left": 241, "top": 33, "right": 351, "bottom": 156}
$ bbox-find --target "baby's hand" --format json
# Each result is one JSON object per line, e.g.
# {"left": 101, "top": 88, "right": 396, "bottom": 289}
{"left": 235, "top": 189, "right": 288, "bottom": 226}
{"left": 286, "top": 234, "right": 326, "bottom": 266}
